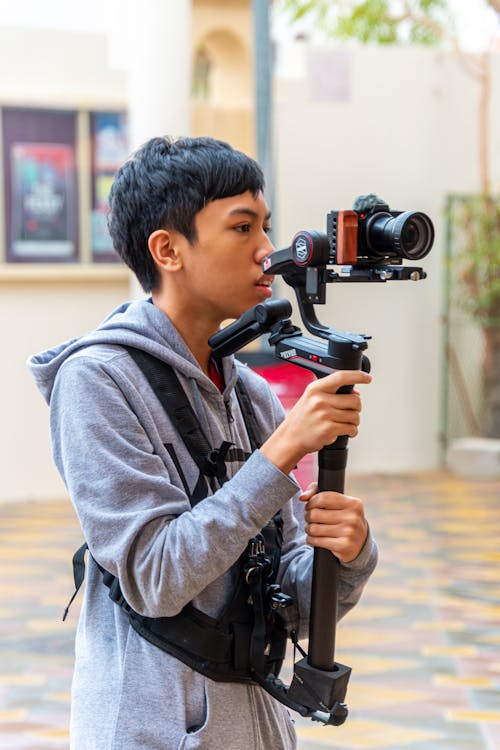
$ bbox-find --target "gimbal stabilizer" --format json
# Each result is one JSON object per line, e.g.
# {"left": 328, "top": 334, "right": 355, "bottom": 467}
{"left": 209, "top": 211, "right": 431, "bottom": 725}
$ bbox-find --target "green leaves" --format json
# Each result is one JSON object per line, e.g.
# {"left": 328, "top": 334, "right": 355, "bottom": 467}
{"left": 278, "top": 0, "right": 452, "bottom": 46}
{"left": 337, "top": 0, "right": 398, "bottom": 44}
{"left": 450, "top": 195, "right": 500, "bottom": 325}
{"left": 289, "top": 0, "right": 317, "bottom": 21}
{"left": 417, "top": 0, "right": 446, "bottom": 12}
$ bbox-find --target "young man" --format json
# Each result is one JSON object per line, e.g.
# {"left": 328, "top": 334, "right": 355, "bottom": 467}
{"left": 29, "top": 136, "right": 377, "bottom": 749}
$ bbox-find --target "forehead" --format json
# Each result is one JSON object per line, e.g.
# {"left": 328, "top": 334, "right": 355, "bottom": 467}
{"left": 197, "top": 190, "right": 271, "bottom": 224}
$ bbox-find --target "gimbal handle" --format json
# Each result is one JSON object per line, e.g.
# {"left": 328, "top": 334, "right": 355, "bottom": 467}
{"left": 267, "top": 319, "right": 369, "bottom": 671}
{"left": 309, "top": 388, "right": 359, "bottom": 670}
{"left": 208, "top": 224, "right": 425, "bottom": 723}
{"left": 210, "top": 301, "right": 369, "bottom": 723}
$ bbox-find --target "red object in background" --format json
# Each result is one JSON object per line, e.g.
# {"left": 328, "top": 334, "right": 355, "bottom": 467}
{"left": 241, "top": 353, "right": 317, "bottom": 490}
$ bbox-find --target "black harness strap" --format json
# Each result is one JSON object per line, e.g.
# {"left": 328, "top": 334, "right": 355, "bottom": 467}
{"left": 234, "top": 376, "right": 262, "bottom": 453}
{"left": 63, "top": 542, "right": 88, "bottom": 622}
{"left": 64, "top": 348, "right": 265, "bottom": 618}
{"left": 123, "top": 346, "right": 231, "bottom": 488}
{"left": 63, "top": 347, "right": 292, "bottom": 690}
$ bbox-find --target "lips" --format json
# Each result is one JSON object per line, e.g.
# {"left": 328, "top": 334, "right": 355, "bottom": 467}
{"left": 256, "top": 276, "right": 274, "bottom": 287}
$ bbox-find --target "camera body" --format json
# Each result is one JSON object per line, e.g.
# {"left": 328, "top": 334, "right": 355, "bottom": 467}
{"left": 289, "top": 194, "right": 434, "bottom": 269}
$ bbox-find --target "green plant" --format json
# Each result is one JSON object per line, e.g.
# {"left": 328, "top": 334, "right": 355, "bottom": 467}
{"left": 452, "top": 195, "right": 500, "bottom": 325}
{"left": 449, "top": 194, "right": 500, "bottom": 437}
{"left": 281, "top": 0, "right": 450, "bottom": 45}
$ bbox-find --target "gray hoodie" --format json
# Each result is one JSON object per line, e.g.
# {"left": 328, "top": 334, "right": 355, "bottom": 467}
{"left": 28, "top": 299, "right": 377, "bottom": 750}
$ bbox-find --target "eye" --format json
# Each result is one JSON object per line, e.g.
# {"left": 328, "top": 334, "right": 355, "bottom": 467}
{"left": 264, "top": 225, "right": 272, "bottom": 235}
{"left": 234, "top": 223, "right": 251, "bottom": 233}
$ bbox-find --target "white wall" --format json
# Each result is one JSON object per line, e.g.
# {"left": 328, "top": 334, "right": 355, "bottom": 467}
{"left": 0, "top": 273, "right": 129, "bottom": 502}
{"left": 273, "top": 43, "right": 500, "bottom": 473}
{"left": 1, "top": 25, "right": 498, "bottom": 499}
{"left": 0, "top": 26, "right": 126, "bottom": 107}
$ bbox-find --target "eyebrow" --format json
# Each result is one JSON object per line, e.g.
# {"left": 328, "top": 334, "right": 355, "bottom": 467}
{"left": 228, "top": 207, "right": 272, "bottom": 221}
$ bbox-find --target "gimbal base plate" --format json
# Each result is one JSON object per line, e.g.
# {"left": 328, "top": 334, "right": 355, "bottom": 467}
{"left": 288, "top": 656, "right": 351, "bottom": 721}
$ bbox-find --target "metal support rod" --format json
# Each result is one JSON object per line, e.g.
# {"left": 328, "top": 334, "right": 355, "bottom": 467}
{"left": 307, "top": 367, "right": 361, "bottom": 670}
{"left": 308, "top": 436, "right": 349, "bottom": 669}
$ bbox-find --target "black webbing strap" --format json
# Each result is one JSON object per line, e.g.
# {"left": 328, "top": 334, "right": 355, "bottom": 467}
{"left": 63, "top": 347, "right": 265, "bottom": 621}
{"left": 124, "top": 346, "right": 263, "bottom": 487}
{"left": 246, "top": 565, "right": 268, "bottom": 676}
{"left": 234, "top": 377, "right": 262, "bottom": 452}
{"left": 123, "top": 346, "right": 229, "bottom": 483}
{"left": 134, "top": 604, "right": 234, "bottom": 663}
{"left": 63, "top": 542, "right": 88, "bottom": 621}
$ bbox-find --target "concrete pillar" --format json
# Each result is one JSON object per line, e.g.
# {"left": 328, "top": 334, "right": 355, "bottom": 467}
{"left": 112, "top": 0, "right": 193, "bottom": 297}
{"left": 125, "top": 0, "right": 192, "bottom": 150}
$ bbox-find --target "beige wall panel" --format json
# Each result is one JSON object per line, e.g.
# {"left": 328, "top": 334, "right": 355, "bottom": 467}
{"left": 274, "top": 44, "right": 500, "bottom": 473}
{"left": 193, "top": 0, "right": 252, "bottom": 54}
{"left": 1, "top": 276, "right": 128, "bottom": 501}
{"left": 0, "top": 28, "right": 126, "bottom": 108}
{"left": 192, "top": 103, "right": 254, "bottom": 155}
{"left": 191, "top": 0, "right": 254, "bottom": 150}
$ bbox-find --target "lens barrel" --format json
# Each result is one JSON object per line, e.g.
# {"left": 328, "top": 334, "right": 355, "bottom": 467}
{"left": 366, "top": 210, "right": 434, "bottom": 261}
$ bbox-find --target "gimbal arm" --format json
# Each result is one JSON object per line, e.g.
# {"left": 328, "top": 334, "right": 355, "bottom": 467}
{"left": 210, "top": 290, "right": 369, "bottom": 724}
{"left": 208, "top": 204, "right": 429, "bottom": 724}
{"left": 267, "top": 314, "right": 369, "bottom": 721}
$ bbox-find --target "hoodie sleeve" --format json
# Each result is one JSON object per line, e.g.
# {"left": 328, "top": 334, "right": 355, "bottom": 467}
{"left": 50, "top": 354, "right": 300, "bottom": 618}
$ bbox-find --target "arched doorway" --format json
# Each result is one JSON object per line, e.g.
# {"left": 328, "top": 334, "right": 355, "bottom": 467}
{"left": 192, "top": 28, "right": 254, "bottom": 155}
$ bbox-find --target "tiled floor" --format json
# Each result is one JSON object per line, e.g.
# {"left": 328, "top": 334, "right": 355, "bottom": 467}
{"left": 1, "top": 471, "right": 499, "bottom": 749}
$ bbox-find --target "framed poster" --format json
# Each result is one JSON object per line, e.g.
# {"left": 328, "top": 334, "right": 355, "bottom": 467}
{"left": 90, "top": 111, "right": 127, "bottom": 262}
{"left": 10, "top": 142, "right": 75, "bottom": 259}
{"left": 3, "top": 108, "right": 78, "bottom": 263}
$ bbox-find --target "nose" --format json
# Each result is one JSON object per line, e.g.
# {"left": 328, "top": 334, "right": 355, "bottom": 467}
{"left": 255, "top": 232, "right": 275, "bottom": 263}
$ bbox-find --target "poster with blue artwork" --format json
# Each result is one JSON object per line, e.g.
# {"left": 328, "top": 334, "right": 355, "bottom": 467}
{"left": 10, "top": 142, "right": 75, "bottom": 259}
{"left": 91, "top": 112, "right": 127, "bottom": 259}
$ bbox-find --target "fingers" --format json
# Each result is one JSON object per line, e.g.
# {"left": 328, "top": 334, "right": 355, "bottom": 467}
{"left": 304, "top": 497, "right": 363, "bottom": 528}
{"left": 302, "top": 491, "right": 368, "bottom": 563}
{"left": 305, "top": 491, "right": 360, "bottom": 512}
{"left": 317, "top": 370, "right": 372, "bottom": 394}
{"left": 298, "top": 482, "right": 318, "bottom": 502}
{"left": 304, "top": 382, "right": 364, "bottom": 420}
{"left": 260, "top": 369, "right": 371, "bottom": 475}
{"left": 302, "top": 387, "right": 363, "bottom": 438}
{"left": 304, "top": 535, "right": 365, "bottom": 562}
{"left": 328, "top": 407, "right": 361, "bottom": 425}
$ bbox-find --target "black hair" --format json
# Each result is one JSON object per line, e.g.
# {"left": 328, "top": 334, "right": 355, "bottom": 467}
{"left": 107, "top": 136, "right": 265, "bottom": 291}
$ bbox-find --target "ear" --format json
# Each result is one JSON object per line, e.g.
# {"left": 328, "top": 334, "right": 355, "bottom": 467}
{"left": 148, "top": 229, "right": 184, "bottom": 273}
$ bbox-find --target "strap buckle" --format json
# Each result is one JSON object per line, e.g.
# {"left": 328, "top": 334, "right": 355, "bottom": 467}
{"left": 202, "top": 441, "right": 233, "bottom": 481}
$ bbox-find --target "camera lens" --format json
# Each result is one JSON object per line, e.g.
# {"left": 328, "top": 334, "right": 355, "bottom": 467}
{"left": 366, "top": 210, "right": 434, "bottom": 261}
{"left": 394, "top": 211, "right": 434, "bottom": 260}
{"left": 401, "top": 220, "right": 420, "bottom": 251}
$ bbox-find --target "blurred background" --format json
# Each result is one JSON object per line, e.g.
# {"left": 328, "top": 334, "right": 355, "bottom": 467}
{"left": 1, "top": 0, "right": 499, "bottom": 503}
{"left": 0, "top": 3, "right": 500, "bottom": 749}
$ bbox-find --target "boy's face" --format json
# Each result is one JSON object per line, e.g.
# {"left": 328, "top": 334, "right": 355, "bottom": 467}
{"left": 176, "top": 190, "right": 276, "bottom": 324}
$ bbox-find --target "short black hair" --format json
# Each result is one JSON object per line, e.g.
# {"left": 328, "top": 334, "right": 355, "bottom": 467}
{"left": 107, "top": 136, "right": 265, "bottom": 291}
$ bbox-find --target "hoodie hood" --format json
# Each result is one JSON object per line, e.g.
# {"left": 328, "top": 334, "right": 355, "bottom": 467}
{"left": 28, "top": 299, "right": 235, "bottom": 404}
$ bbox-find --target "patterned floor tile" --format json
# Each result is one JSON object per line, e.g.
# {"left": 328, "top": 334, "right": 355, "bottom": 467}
{"left": 1, "top": 471, "right": 499, "bottom": 749}
{"left": 295, "top": 718, "right": 443, "bottom": 748}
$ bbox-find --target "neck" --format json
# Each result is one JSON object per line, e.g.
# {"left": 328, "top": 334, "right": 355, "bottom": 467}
{"left": 151, "top": 290, "right": 220, "bottom": 376}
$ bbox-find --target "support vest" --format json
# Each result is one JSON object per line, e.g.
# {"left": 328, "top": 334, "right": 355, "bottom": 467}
{"left": 65, "top": 347, "right": 293, "bottom": 685}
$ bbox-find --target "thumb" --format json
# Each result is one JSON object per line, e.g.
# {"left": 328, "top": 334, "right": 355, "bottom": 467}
{"left": 299, "top": 482, "right": 318, "bottom": 502}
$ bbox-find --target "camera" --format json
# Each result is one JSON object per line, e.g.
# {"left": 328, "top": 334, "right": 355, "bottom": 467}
{"left": 213, "top": 195, "right": 434, "bottom": 729}
{"left": 289, "top": 194, "right": 434, "bottom": 269}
